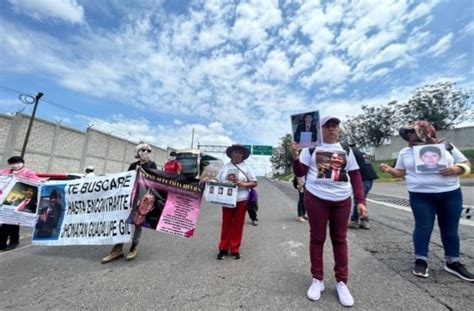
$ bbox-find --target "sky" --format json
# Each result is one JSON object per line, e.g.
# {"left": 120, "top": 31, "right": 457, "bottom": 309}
{"left": 0, "top": 0, "right": 473, "bottom": 175}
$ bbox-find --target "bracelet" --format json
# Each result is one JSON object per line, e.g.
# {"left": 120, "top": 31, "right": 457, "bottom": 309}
{"left": 454, "top": 163, "right": 471, "bottom": 177}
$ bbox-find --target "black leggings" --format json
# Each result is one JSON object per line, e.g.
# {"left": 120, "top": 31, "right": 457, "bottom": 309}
{"left": 0, "top": 224, "right": 20, "bottom": 248}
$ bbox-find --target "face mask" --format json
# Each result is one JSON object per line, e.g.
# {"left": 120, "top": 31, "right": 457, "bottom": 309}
{"left": 138, "top": 150, "right": 150, "bottom": 161}
{"left": 169, "top": 156, "right": 176, "bottom": 161}
{"left": 10, "top": 163, "right": 24, "bottom": 171}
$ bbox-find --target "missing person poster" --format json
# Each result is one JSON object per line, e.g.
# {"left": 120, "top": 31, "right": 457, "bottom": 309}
{"left": 203, "top": 182, "right": 238, "bottom": 207}
{"left": 0, "top": 175, "right": 40, "bottom": 226}
{"left": 291, "top": 110, "right": 321, "bottom": 148}
{"left": 32, "top": 171, "right": 136, "bottom": 246}
{"left": 413, "top": 144, "right": 448, "bottom": 173}
{"left": 130, "top": 168, "right": 203, "bottom": 238}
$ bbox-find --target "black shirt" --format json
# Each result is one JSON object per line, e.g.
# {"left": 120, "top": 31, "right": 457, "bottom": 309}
{"left": 351, "top": 147, "right": 378, "bottom": 181}
{"left": 128, "top": 160, "right": 157, "bottom": 171}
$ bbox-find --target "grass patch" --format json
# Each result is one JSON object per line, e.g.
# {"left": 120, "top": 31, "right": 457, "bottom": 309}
{"left": 273, "top": 172, "right": 294, "bottom": 182}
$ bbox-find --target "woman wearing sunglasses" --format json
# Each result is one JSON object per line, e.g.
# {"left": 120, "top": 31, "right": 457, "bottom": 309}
{"left": 102, "top": 143, "right": 157, "bottom": 264}
{"left": 380, "top": 121, "right": 473, "bottom": 282}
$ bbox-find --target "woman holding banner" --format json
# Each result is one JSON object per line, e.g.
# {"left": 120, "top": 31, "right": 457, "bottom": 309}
{"left": 0, "top": 156, "right": 40, "bottom": 251}
{"left": 216, "top": 144, "right": 257, "bottom": 260}
{"left": 102, "top": 143, "right": 157, "bottom": 263}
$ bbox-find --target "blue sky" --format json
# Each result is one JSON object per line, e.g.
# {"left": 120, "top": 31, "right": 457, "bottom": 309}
{"left": 0, "top": 0, "right": 473, "bottom": 174}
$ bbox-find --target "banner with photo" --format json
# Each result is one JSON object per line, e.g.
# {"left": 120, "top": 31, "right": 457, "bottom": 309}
{"left": 130, "top": 168, "right": 203, "bottom": 238}
{"left": 203, "top": 182, "right": 238, "bottom": 207}
{"left": 290, "top": 110, "right": 321, "bottom": 148}
{"left": 32, "top": 171, "right": 136, "bottom": 246}
{"left": 0, "top": 175, "right": 40, "bottom": 226}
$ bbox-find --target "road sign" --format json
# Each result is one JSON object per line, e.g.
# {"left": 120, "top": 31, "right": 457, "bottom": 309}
{"left": 252, "top": 145, "right": 273, "bottom": 155}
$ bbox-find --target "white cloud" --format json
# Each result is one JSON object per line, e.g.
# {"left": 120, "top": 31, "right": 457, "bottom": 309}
{"left": 302, "top": 55, "right": 351, "bottom": 86}
{"left": 426, "top": 33, "right": 454, "bottom": 57}
{"left": 8, "top": 0, "right": 85, "bottom": 24}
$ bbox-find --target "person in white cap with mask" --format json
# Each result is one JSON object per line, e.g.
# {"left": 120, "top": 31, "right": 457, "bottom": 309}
{"left": 101, "top": 142, "right": 157, "bottom": 263}
{"left": 84, "top": 166, "right": 95, "bottom": 178}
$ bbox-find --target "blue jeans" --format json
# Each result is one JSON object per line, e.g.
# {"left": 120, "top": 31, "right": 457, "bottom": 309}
{"left": 409, "top": 188, "right": 463, "bottom": 262}
{"left": 351, "top": 180, "right": 373, "bottom": 221}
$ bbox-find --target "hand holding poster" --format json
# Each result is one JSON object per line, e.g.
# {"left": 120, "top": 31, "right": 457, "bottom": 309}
{"left": 0, "top": 175, "right": 40, "bottom": 226}
{"left": 32, "top": 171, "right": 136, "bottom": 245}
{"left": 131, "top": 168, "right": 203, "bottom": 238}
{"left": 203, "top": 182, "right": 237, "bottom": 207}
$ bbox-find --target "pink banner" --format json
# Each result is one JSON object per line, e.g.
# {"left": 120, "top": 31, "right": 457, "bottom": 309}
{"left": 128, "top": 168, "right": 203, "bottom": 238}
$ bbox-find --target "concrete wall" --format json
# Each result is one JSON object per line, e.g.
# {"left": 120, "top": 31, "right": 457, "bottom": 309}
{"left": 373, "top": 126, "right": 474, "bottom": 160}
{"left": 0, "top": 113, "right": 169, "bottom": 174}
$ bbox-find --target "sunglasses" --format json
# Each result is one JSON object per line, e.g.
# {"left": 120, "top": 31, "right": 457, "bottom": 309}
{"left": 140, "top": 149, "right": 152, "bottom": 153}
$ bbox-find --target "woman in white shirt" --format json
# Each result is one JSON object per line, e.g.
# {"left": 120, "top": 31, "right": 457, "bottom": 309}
{"left": 380, "top": 120, "right": 473, "bottom": 282}
{"left": 215, "top": 144, "right": 257, "bottom": 260}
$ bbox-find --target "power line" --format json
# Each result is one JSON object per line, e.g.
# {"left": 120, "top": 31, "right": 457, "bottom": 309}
{"left": 0, "top": 85, "right": 168, "bottom": 146}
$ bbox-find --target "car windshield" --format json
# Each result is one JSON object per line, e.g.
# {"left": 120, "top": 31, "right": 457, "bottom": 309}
{"left": 176, "top": 154, "right": 199, "bottom": 176}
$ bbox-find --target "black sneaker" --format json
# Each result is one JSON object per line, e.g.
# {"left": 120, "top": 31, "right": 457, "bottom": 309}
{"left": 413, "top": 259, "right": 429, "bottom": 278}
{"left": 231, "top": 253, "right": 241, "bottom": 260}
{"left": 4, "top": 241, "right": 19, "bottom": 251}
{"left": 444, "top": 262, "right": 474, "bottom": 282}
{"left": 216, "top": 249, "right": 228, "bottom": 260}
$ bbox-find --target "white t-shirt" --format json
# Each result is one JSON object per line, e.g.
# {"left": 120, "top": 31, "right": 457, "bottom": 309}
{"left": 217, "top": 161, "right": 257, "bottom": 202}
{"left": 395, "top": 144, "right": 466, "bottom": 193}
{"left": 299, "top": 143, "right": 359, "bottom": 201}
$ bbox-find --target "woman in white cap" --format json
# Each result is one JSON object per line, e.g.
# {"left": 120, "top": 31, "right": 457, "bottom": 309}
{"left": 215, "top": 144, "right": 257, "bottom": 260}
{"left": 102, "top": 143, "right": 157, "bottom": 263}
{"left": 290, "top": 116, "right": 367, "bottom": 307}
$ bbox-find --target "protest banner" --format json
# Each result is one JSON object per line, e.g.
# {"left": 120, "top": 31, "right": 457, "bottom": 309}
{"left": 203, "top": 182, "right": 237, "bottom": 207}
{"left": 130, "top": 168, "right": 203, "bottom": 238}
{"left": 0, "top": 175, "right": 40, "bottom": 226}
{"left": 291, "top": 110, "right": 321, "bottom": 148}
{"left": 32, "top": 171, "right": 136, "bottom": 245}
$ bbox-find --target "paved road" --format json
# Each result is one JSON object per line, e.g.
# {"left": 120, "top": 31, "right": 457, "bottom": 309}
{"left": 0, "top": 178, "right": 472, "bottom": 310}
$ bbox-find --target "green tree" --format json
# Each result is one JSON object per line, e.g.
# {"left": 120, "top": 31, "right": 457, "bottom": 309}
{"left": 342, "top": 102, "right": 397, "bottom": 147}
{"left": 397, "top": 82, "right": 473, "bottom": 130}
{"left": 270, "top": 133, "right": 293, "bottom": 174}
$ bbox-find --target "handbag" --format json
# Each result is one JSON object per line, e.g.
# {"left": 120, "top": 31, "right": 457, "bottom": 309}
{"left": 232, "top": 163, "right": 258, "bottom": 205}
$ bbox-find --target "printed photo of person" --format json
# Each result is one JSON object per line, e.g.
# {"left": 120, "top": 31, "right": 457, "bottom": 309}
{"left": 209, "top": 186, "right": 215, "bottom": 194}
{"left": 227, "top": 188, "right": 233, "bottom": 196}
{"left": 34, "top": 188, "right": 65, "bottom": 239}
{"left": 315, "top": 151, "right": 348, "bottom": 182}
{"left": 16, "top": 186, "right": 38, "bottom": 214}
{"left": 3, "top": 182, "right": 38, "bottom": 213}
{"left": 128, "top": 186, "right": 167, "bottom": 230}
{"left": 218, "top": 187, "right": 224, "bottom": 195}
{"left": 291, "top": 111, "right": 320, "bottom": 147}
{"left": 414, "top": 144, "right": 447, "bottom": 173}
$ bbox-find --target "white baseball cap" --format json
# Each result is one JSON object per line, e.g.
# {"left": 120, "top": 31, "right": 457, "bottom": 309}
{"left": 320, "top": 116, "right": 341, "bottom": 126}
{"left": 86, "top": 165, "right": 94, "bottom": 171}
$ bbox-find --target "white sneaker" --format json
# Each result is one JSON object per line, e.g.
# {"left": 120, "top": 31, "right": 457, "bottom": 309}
{"left": 336, "top": 281, "right": 354, "bottom": 307}
{"left": 307, "top": 278, "right": 325, "bottom": 301}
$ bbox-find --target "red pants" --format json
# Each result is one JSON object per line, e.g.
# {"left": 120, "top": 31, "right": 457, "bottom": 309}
{"left": 218, "top": 200, "right": 248, "bottom": 253}
{"left": 304, "top": 191, "right": 351, "bottom": 283}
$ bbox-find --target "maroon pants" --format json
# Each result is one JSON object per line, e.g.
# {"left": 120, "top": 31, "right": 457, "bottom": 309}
{"left": 218, "top": 200, "right": 248, "bottom": 254}
{"left": 304, "top": 191, "right": 351, "bottom": 283}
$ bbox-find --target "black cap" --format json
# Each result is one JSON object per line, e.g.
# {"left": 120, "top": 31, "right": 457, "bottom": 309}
{"left": 7, "top": 156, "right": 24, "bottom": 164}
{"left": 170, "top": 151, "right": 177, "bottom": 156}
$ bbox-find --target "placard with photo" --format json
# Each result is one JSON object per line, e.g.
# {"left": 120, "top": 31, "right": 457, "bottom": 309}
{"left": 413, "top": 143, "right": 447, "bottom": 173}
{"left": 290, "top": 111, "right": 321, "bottom": 148}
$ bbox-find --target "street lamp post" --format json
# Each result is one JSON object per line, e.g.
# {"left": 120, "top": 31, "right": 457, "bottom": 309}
{"left": 21, "top": 92, "right": 44, "bottom": 158}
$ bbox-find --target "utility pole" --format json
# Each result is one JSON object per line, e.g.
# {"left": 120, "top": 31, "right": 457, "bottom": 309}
{"left": 191, "top": 127, "right": 195, "bottom": 148}
{"left": 21, "top": 92, "right": 44, "bottom": 158}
